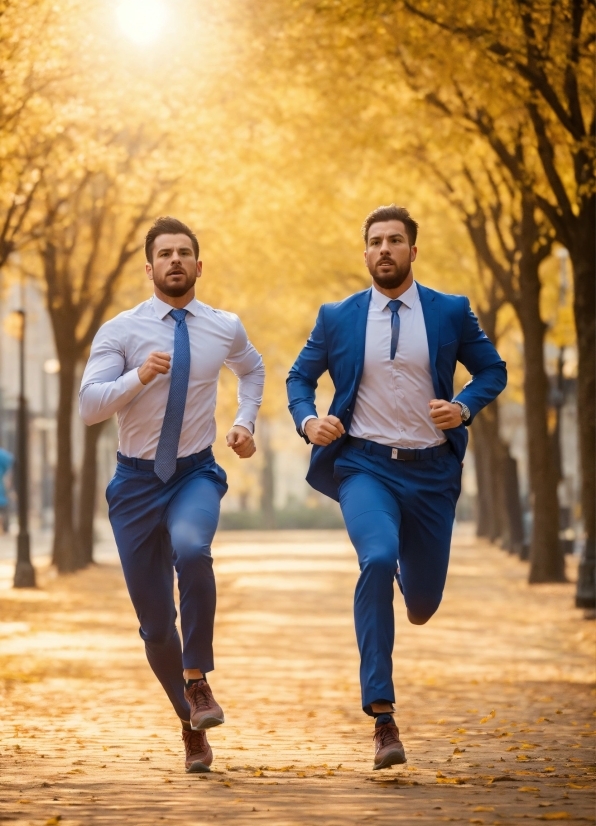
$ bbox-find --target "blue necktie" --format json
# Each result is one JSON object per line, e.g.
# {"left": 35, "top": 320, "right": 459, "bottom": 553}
{"left": 154, "top": 309, "right": 190, "bottom": 483}
{"left": 388, "top": 299, "right": 403, "bottom": 361}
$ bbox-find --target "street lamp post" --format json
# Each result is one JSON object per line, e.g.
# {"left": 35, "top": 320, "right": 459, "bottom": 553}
{"left": 13, "top": 308, "right": 35, "bottom": 588}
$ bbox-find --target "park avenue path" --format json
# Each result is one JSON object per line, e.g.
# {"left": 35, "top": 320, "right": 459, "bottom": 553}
{"left": 0, "top": 524, "right": 594, "bottom": 825}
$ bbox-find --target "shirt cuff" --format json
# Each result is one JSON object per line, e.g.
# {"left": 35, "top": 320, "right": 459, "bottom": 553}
{"left": 233, "top": 419, "right": 254, "bottom": 434}
{"left": 301, "top": 415, "right": 317, "bottom": 435}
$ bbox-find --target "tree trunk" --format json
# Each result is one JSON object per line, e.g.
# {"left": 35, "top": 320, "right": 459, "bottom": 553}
{"left": 517, "top": 228, "right": 564, "bottom": 582}
{"left": 569, "top": 200, "right": 596, "bottom": 606}
{"left": 503, "top": 453, "right": 525, "bottom": 556}
{"left": 259, "top": 419, "right": 275, "bottom": 529}
{"left": 472, "top": 406, "right": 504, "bottom": 543}
{"left": 51, "top": 355, "right": 78, "bottom": 572}
{"left": 76, "top": 420, "right": 105, "bottom": 568}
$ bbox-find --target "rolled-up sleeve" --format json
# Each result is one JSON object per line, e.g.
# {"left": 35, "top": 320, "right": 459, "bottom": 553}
{"left": 79, "top": 322, "right": 144, "bottom": 426}
{"left": 224, "top": 316, "right": 265, "bottom": 433}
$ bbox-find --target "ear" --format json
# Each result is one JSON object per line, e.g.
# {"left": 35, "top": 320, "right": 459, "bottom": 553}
{"left": 410, "top": 245, "right": 418, "bottom": 263}
{"left": 146, "top": 262, "right": 153, "bottom": 280}
{"left": 196, "top": 260, "right": 203, "bottom": 279}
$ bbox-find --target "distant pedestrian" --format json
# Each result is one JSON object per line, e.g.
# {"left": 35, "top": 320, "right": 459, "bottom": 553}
{"left": 80, "top": 217, "right": 264, "bottom": 773}
{"left": 0, "top": 447, "right": 14, "bottom": 533}
{"left": 287, "top": 205, "right": 506, "bottom": 769}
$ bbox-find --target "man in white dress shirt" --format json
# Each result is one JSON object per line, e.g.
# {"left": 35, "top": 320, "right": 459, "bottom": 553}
{"left": 80, "top": 216, "right": 264, "bottom": 773}
{"left": 287, "top": 205, "right": 506, "bottom": 769}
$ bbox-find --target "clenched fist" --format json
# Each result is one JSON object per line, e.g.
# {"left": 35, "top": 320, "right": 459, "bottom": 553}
{"left": 138, "top": 351, "right": 171, "bottom": 385}
{"left": 429, "top": 399, "right": 462, "bottom": 430}
{"left": 304, "top": 415, "right": 345, "bottom": 446}
{"left": 226, "top": 425, "right": 256, "bottom": 458}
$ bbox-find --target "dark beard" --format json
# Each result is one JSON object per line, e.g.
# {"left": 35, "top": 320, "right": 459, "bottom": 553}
{"left": 158, "top": 274, "right": 196, "bottom": 297}
{"left": 369, "top": 258, "right": 411, "bottom": 290}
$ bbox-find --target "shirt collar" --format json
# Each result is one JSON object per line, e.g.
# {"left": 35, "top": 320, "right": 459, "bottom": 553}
{"left": 371, "top": 279, "right": 419, "bottom": 311}
{"left": 151, "top": 294, "right": 201, "bottom": 320}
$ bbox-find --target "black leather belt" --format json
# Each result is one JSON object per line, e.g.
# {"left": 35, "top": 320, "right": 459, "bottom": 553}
{"left": 117, "top": 446, "right": 213, "bottom": 471}
{"left": 347, "top": 436, "right": 451, "bottom": 461}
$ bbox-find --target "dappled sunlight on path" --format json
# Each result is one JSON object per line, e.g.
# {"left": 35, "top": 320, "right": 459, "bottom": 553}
{"left": 0, "top": 527, "right": 594, "bottom": 824}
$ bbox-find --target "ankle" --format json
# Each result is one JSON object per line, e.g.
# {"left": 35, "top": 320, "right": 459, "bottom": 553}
{"left": 185, "top": 677, "right": 207, "bottom": 690}
{"left": 374, "top": 712, "right": 395, "bottom": 728}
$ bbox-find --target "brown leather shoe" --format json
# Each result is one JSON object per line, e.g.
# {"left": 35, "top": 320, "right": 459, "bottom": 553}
{"left": 373, "top": 721, "right": 407, "bottom": 770}
{"left": 184, "top": 680, "right": 225, "bottom": 730}
{"left": 182, "top": 728, "right": 213, "bottom": 773}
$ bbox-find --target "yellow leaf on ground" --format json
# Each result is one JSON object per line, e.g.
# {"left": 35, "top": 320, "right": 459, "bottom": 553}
{"left": 519, "top": 786, "right": 539, "bottom": 792}
{"left": 480, "top": 710, "right": 496, "bottom": 723}
{"left": 473, "top": 807, "right": 494, "bottom": 812}
{"left": 538, "top": 814, "right": 571, "bottom": 821}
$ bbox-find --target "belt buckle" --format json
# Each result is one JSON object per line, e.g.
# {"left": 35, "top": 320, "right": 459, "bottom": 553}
{"left": 391, "top": 448, "right": 398, "bottom": 460}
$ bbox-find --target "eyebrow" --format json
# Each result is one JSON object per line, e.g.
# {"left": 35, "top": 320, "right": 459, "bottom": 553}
{"left": 369, "top": 232, "right": 406, "bottom": 241}
{"left": 158, "top": 246, "right": 193, "bottom": 254}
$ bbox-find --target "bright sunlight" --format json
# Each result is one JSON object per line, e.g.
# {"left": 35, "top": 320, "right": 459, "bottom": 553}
{"left": 116, "top": 0, "right": 168, "bottom": 45}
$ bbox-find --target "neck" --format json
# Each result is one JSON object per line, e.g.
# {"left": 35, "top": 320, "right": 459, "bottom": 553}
{"left": 371, "top": 271, "right": 414, "bottom": 299}
{"left": 154, "top": 287, "right": 195, "bottom": 309}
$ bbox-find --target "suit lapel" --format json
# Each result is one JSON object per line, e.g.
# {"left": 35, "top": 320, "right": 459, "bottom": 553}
{"left": 351, "top": 288, "right": 371, "bottom": 392}
{"left": 418, "top": 283, "right": 440, "bottom": 397}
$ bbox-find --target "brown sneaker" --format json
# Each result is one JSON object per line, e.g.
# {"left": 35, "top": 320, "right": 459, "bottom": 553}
{"left": 373, "top": 721, "right": 407, "bottom": 770}
{"left": 184, "top": 680, "right": 225, "bottom": 730}
{"left": 182, "top": 729, "right": 213, "bottom": 773}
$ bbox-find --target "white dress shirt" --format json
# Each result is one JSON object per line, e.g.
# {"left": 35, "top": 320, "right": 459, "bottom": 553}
{"left": 79, "top": 295, "right": 264, "bottom": 459}
{"left": 348, "top": 281, "right": 446, "bottom": 448}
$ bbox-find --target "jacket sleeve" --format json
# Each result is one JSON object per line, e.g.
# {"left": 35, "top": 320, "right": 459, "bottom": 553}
{"left": 453, "top": 298, "right": 507, "bottom": 424}
{"left": 286, "top": 305, "right": 329, "bottom": 440}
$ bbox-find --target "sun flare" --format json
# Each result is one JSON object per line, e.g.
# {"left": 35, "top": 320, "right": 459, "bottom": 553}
{"left": 116, "top": 0, "right": 169, "bottom": 45}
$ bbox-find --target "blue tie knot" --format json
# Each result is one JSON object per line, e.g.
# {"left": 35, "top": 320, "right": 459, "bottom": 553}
{"left": 170, "top": 308, "right": 188, "bottom": 324}
{"left": 388, "top": 299, "right": 402, "bottom": 314}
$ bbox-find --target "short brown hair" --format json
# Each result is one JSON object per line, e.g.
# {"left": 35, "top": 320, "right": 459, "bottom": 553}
{"left": 362, "top": 205, "right": 419, "bottom": 246}
{"left": 145, "top": 216, "right": 199, "bottom": 262}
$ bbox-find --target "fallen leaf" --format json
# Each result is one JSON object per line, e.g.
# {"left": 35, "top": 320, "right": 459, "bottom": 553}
{"left": 519, "top": 786, "right": 539, "bottom": 792}
{"left": 473, "top": 808, "right": 494, "bottom": 813}
{"left": 480, "top": 710, "right": 496, "bottom": 724}
{"left": 538, "top": 814, "right": 571, "bottom": 821}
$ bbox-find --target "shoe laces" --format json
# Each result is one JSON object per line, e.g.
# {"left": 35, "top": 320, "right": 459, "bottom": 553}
{"left": 187, "top": 681, "right": 212, "bottom": 709}
{"left": 182, "top": 728, "right": 206, "bottom": 753}
{"left": 374, "top": 722, "right": 400, "bottom": 749}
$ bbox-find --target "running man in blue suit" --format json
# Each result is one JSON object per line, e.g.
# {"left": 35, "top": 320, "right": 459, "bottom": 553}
{"left": 287, "top": 205, "right": 506, "bottom": 769}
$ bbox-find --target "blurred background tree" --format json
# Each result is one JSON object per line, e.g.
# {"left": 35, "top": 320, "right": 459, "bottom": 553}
{"left": 0, "top": 0, "right": 591, "bottom": 601}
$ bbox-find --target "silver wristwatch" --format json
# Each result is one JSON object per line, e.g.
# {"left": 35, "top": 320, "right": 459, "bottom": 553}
{"left": 453, "top": 400, "right": 471, "bottom": 422}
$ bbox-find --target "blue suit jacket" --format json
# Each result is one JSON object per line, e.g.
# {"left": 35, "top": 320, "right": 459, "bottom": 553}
{"left": 287, "top": 284, "right": 507, "bottom": 501}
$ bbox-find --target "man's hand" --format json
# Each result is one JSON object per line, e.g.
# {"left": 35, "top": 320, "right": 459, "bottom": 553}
{"left": 304, "top": 415, "right": 345, "bottom": 446}
{"left": 226, "top": 425, "right": 256, "bottom": 458}
{"left": 429, "top": 399, "right": 462, "bottom": 430}
{"left": 138, "top": 352, "right": 171, "bottom": 385}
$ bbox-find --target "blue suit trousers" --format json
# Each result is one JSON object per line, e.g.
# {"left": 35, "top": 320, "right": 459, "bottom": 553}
{"left": 334, "top": 443, "right": 462, "bottom": 715}
{"left": 106, "top": 448, "right": 227, "bottom": 721}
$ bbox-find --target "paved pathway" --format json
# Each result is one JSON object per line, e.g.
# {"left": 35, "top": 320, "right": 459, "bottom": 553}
{"left": 0, "top": 527, "right": 594, "bottom": 824}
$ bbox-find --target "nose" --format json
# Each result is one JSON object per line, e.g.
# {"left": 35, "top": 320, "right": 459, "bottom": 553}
{"left": 380, "top": 237, "right": 391, "bottom": 252}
